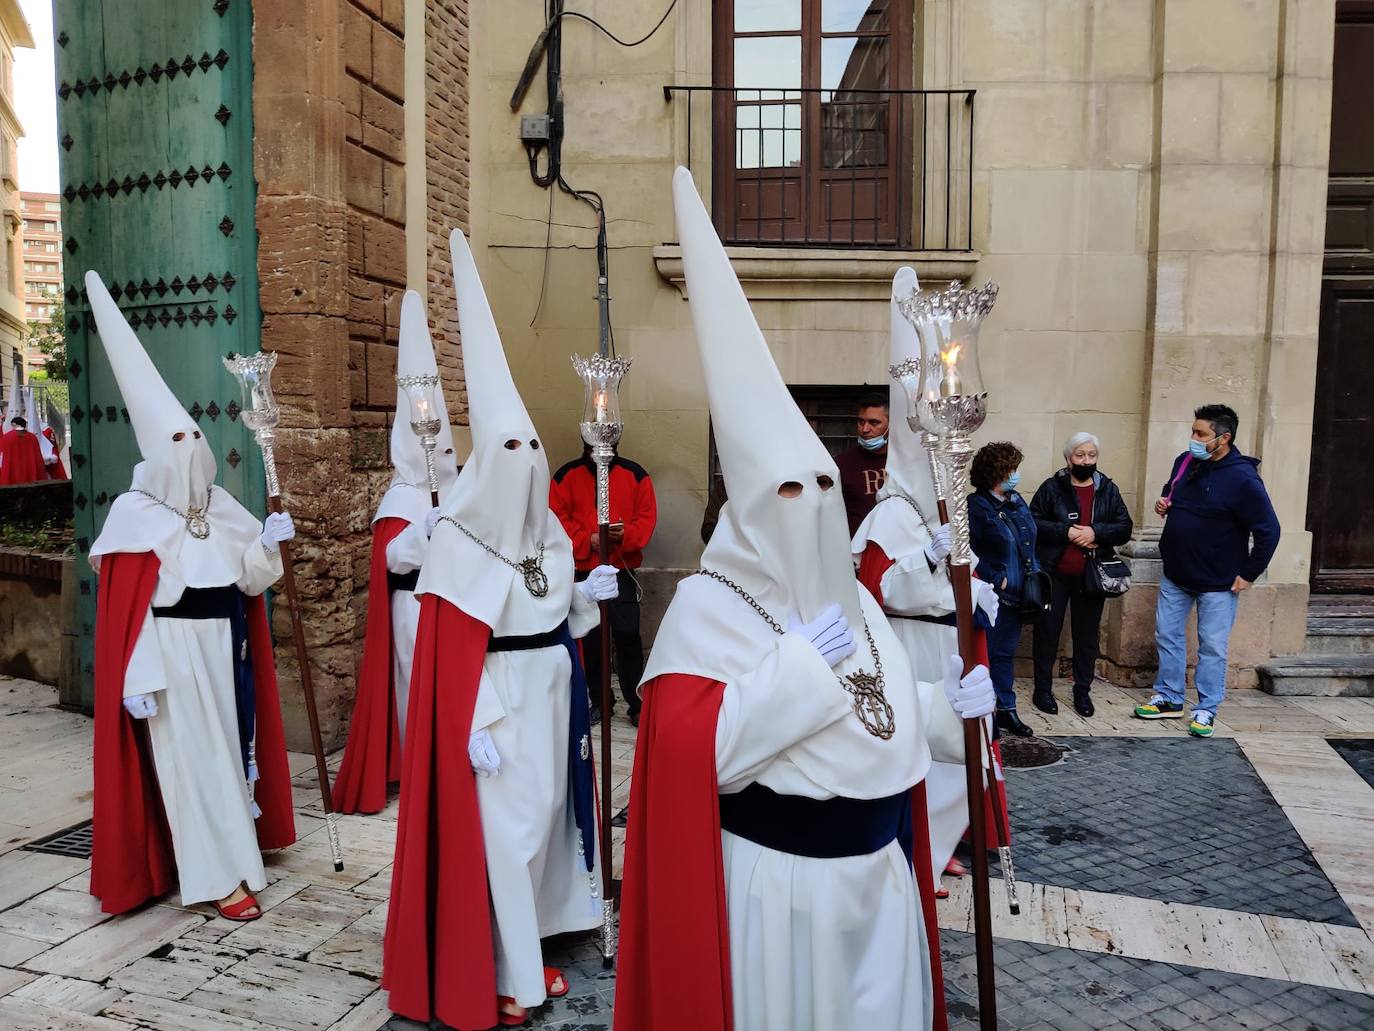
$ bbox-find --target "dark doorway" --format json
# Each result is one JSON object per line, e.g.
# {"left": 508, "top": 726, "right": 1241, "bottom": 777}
{"left": 1308, "top": 1, "right": 1374, "bottom": 593}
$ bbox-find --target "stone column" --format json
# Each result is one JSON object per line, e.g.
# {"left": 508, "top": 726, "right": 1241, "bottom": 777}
{"left": 1103, "top": 0, "right": 1333, "bottom": 689}
{"left": 252, "top": 0, "right": 406, "bottom": 748}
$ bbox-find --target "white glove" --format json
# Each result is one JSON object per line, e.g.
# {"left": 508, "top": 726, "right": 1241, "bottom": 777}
{"left": 424, "top": 507, "right": 440, "bottom": 538}
{"left": 260, "top": 512, "right": 296, "bottom": 554}
{"left": 123, "top": 693, "right": 159, "bottom": 720}
{"left": 578, "top": 564, "right": 620, "bottom": 604}
{"left": 974, "top": 578, "right": 1000, "bottom": 626}
{"left": 468, "top": 729, "right": 501, "bottom": 777}
{"left": 943, "top": 654, "right": 996, "bottom": 719}
{"left": 788, "top": 603, "right": 857, "bottom": 668}
{"left": 924, "top": 524, "right": 953, "bottom": 566}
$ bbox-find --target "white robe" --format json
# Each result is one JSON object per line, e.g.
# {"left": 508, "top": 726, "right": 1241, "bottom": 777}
{"left": 383, "top": 522, "right": 427, "bottom": 742}
{"left": 122, "top": 534, "right": 283, "bottom": 906}
{"left": 854, "top": 497, "right": 971, "bottom": 883}
{"left": 648, "top": 577, "right": 941, "bottom": 1031}
{"left": 470, "top": 586, "right": 602, "bottom": 1008}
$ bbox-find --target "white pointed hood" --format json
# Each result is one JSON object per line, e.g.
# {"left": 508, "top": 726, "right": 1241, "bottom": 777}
{"left": 852, "top": 267, "right": 946, "bottom": 560}
{"left": 414, "top": 230, "right": 574, "bottom": 634}
{"left": 3, "top": 380, "right": 22, "bottom": 429}
{"left": 642, "top": 170, "right": 928, "bottom": 800}
{"left": 374, "top": 290, "right": 461, "bottom": 526}
{"left": 86, "top": 271, "right": 262, "bottom": 577}
{"left": 24, "top": 389, "right": 55, "bottom": 464}
{"left": 675, "top": 166, "right": 861, "bottom": 630}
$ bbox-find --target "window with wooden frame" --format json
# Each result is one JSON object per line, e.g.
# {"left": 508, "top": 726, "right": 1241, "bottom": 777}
{"left": 711, "top": 0, "right": 913, "bottom": 247}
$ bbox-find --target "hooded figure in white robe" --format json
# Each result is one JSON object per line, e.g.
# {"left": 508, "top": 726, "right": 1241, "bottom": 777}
{"left": 381, "top": 230, "right": 619, "bottom": 1029}
{"left": 851, "top": 267, "right": 1003, "bottom": 885}
{"left": 333, "top": 292, "right": 461, "bottom": 814}
{"left": 613, "top": 169, "right": 996, "bottom": 1031}
{"left": 85, "top": 272, "right": 296, "bottom": 916}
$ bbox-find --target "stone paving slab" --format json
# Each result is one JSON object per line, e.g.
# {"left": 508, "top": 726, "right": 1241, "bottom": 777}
{"left": 942, "top": 931, "right": 1374, "bottom": 1030}
{"left": 992, "top": 737, "right": 1357, "bottom": 926}
{"left": 1330, "top": 738, "right": 1374, "bottom": 791}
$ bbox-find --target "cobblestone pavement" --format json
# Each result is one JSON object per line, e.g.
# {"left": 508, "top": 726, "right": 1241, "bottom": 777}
{"left": 1329, "top": 738, "right": 1374, "bottom": 791}
{"left": 4, "top": 674, "right": 1374, "bottom": 1030}
{"left": 942, "top": 932, "right": 1374, "bottom": 1030}
{"left": 991, "top": 737, "right": 1357, "bottom": 926}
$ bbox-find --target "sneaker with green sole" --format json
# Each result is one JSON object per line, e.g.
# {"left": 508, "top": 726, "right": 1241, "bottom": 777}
{"left": 1188, "top": 711, "right": 1215, "bottom": 737}
{"left": 1133, "top": 694, "right": 1185, "bottom": 719}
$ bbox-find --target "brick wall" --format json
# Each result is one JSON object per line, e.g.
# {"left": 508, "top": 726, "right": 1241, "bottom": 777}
{"left": 424, "top": 0, "right": 471, "bottom": 424}
{"left": 253, "top": 0, "right": 411, "bottom": 750}
{"left": 343, "top": 0, "right": 408, "bottom": 436}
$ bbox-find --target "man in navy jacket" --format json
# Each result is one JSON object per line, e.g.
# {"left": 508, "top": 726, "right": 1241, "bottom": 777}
{"left": 1134, "top": 404, "right": 1280, "bottom": 736}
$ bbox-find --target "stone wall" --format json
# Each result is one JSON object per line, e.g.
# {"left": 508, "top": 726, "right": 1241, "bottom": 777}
{"left": 0, "top": 549, "right": 66, "bottom": 686}
{"left": 253, "top": 0, "right": 406, "bottom": 750}
{"left": 460, "top": 0, "right": 1333, "bottom": 689}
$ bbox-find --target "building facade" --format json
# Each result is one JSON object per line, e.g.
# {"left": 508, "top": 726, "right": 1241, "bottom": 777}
{"left": 0, "top": 0, "right": 33, "bottom": 401}
{"left": 51, "top": 0, "right": 1368, "bottom": 743}
{"left": 20, "top": 191, "right": 62, "bottom": 370}
{"left": 461, "top": 0, "right": 1352, "bottom": 690}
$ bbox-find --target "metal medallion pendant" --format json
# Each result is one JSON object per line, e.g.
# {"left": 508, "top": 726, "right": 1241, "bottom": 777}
{"left": 521, "top": 558, "right": 549, "bottom": 598}
{"left": 186, "top": 508, "right": 211, "bottom": 540}
{"left": 843, "top": 669, "right": 896, "bottom": 740}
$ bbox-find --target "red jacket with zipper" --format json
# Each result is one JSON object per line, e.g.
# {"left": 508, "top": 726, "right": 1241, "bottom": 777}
{"left": 550, "top": 454, "right": 657, "bottom": 571}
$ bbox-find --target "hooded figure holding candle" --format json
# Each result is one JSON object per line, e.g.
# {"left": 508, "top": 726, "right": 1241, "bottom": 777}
{"left": 612, "top": 170, "right": 997, "bottom": 1031}
{"left": 83, "top": 272, "right": 296, "bottom": 922}
{"left": 381, "top": 230, "right": 620, "bottom": 1029}
{"left": 333, "top": 291, "right": 460, "bottom": 815}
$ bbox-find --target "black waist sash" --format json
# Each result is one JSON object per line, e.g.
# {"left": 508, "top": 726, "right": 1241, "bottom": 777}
{"left": 488, "top": 620, "right": 570, "bottom": 653}
{"left": 150, "top": 585, "right": 255, "bottom": 781}
{"left": 387, "top": 569, "right": 420, "bottom": 593}
{"left": 888, "top": 611, "right": 957, "bottom": 626}
{"left": 718, "top": 782, "right": 912, "bottom": 860}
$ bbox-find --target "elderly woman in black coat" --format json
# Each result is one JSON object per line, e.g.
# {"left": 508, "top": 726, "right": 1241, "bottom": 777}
{"left": 1028, "top": 432, "right": 1133, "bottom": 719}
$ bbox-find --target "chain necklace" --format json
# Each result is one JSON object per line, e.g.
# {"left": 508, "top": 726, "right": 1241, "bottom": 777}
{"left": 889, "top": 489, "right": 950, "bottom": 582}
{"left": 131, "top": 486, "right": 213, "bottom": 540}
{"left": 699, "top": 569, "right": 895, "bottom": 740}
{"left": 440, "top": 516, "right": 549, "bottom": 597}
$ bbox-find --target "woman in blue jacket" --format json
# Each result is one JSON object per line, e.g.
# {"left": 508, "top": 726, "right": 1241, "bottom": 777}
{"left": 968, "top": 441, "right": 1040, "bottom": 737}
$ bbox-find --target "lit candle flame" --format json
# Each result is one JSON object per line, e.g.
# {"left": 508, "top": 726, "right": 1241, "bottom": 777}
{"left": 939, "top": 343, "right": 964, "bottom": 397}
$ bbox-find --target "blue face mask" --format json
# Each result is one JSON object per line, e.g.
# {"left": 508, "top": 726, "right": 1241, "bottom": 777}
{"left": 1188, "top": 439, "right": 1212, "bottom": 460}
{"left": 1001, "top": 470, "right": 1020, "bottom": 492}
{"left": 858, "top": 434, "right": 887, "bottom": 451}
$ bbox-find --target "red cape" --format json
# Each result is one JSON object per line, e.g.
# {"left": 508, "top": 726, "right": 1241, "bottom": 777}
{"left": 382, "top": 595, "right": 497, "bottom": 1029}
{"left": 42, "top": 427, "right": 68, "bottom": 480}
{"left": 89, "top": 551, "right": 296, "bottom": 914}
{"left": 0, "top": 429, "right": 49, "bottom": 484}
{"left": 615, "top": 673, "right": 951, "bottom": 1031}
{"left": 333, "top": 517, "right": 408, "bottom": 814}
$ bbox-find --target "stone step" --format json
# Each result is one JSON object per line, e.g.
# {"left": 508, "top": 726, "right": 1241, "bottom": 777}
{"left": 1308, "top": 596, "right": 1374, "bottom": 618}
{"left": 1305, "top": 617, "right": 1374, "bottom": 655}
{"left": 1257, "top": 654, "right": 1374, "bottom": 697}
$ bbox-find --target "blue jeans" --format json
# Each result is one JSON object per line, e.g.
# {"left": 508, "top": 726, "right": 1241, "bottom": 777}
{"left": 987, "top": 599, "right": 1024, "bottom": 711}
{"left": 1152, "top": 574, "right": 1240, "bottom": 715}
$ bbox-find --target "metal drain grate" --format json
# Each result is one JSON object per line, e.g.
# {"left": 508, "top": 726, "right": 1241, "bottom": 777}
{"left": 23, "top": 819, "right": 94, "bottom": 859}
{"left": 1000, "top": 736, "right": 1069, "bottom": 769}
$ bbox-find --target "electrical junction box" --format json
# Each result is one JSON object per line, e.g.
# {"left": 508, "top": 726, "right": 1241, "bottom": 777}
{"left": 521, "top": 114, "right": 552, "bottom": 142}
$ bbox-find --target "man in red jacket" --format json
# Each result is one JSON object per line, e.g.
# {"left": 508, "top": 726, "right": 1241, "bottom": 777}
{"left": 551, "top": 444, "right": 657, "bottom": 725}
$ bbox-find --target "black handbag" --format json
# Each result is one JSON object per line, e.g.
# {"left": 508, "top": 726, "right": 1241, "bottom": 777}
{"left": 1084, "top": 550, "right": 1132, "bottom": 597}
{"left": 1018, "top": 559, "right": 1052, "bottom": 624}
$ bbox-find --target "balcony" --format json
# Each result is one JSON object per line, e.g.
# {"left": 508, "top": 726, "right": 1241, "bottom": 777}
{"left": 663, "top": 85, "right": 974, "bottom": 251}
{"left": 656, "top": 85, "right": 978, "bottom": 300}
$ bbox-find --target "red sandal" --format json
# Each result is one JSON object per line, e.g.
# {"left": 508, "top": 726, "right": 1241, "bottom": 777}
{"left": 213, "top": 893, "right": 262, "bottom": 922}
{"left": 497, "top": 997, "right": 528, "bottom": 1026}
{"left": 544, "top": 965, "right": 569, "bottom": 998}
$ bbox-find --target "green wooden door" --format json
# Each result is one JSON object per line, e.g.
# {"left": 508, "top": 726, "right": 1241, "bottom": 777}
{"left": 55, "top": 0, "right": 263, "bottom": 709}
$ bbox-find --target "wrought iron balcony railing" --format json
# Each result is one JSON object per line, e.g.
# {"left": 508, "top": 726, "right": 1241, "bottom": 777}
{"left": 664, "top": 85, "right": 975, "bottom": 251}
